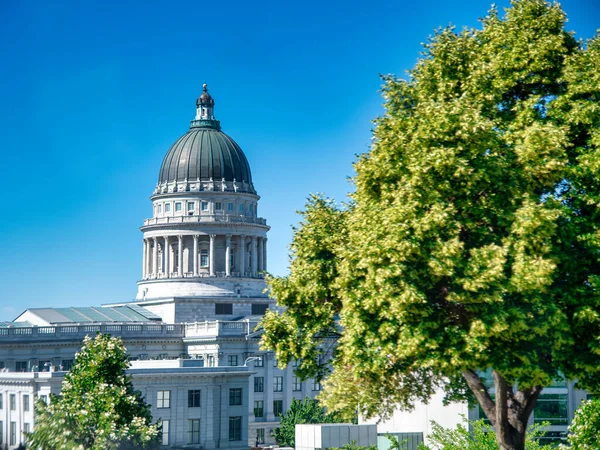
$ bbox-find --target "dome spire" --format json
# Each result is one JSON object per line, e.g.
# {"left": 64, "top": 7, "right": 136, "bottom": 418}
{"left": 191, "top": 84, "right": 221, "bottom": 130}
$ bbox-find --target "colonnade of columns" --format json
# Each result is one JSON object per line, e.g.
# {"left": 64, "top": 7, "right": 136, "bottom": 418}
{"left": 142, "top": 234, "right": 267, "bottom": 280}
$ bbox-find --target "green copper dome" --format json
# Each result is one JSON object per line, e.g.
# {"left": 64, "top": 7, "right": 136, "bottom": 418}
{"left": 157, "top": 86, "right": 255, "bottom": 194}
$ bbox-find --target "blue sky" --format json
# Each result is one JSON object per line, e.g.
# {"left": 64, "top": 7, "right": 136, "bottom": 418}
{"left": 0, "top": 0, "right": 598, "bottom": 321}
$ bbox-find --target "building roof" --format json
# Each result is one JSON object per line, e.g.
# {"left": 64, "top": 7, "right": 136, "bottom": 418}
{"left": 14, "top": 305, "right": 162, "bottom": 326}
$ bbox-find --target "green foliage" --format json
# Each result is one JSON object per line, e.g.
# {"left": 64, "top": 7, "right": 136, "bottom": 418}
{"left": 417, "top": 417, "right": 554, "bottom": 449}
{"left": 274, "top": 397, "right": 343, "bottom": 447}
{"left": 261, "top": 0, "right": 600, "bottom": 448}
{"left": 261, "top": 194, "right": 346, "bottom": 380}
{"left": 331, "top": 441, "right": 378, "bottom": 450}
{"left": 566, "top": 398, "right": 600, "bottom": 449}
{"left": 28, "top": 334, "right": 160, "bottom": 450}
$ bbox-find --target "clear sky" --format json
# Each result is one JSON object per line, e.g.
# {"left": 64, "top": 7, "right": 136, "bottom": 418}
{"left": 0, "top": 0, "right": 598, "bottom": 321}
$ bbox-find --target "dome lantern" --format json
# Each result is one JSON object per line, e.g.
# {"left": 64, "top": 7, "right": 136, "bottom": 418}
{"left": 192, "top": 84, "right": 220, "bottom": 130}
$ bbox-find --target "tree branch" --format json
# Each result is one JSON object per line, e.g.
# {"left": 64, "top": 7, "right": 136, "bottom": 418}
{"left": 462, "top": 370, "right": 496, "bottom": 426}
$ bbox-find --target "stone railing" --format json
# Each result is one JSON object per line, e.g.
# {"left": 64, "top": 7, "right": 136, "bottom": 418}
{"left": 0, "top": 323, "right": 185, "bottom": 341}
{"left": 143, "top": 214, "right": 267, "bottom": 227}
{"left": 147, "top": 272, "right": 264, "bottom": 280}
{"left": 184, "top": 320, "right": 261, "bottom": 338}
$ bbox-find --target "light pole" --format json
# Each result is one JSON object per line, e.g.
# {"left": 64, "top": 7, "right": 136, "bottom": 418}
{"left": 244, "top": 356, "right": 260, "bottom": 366}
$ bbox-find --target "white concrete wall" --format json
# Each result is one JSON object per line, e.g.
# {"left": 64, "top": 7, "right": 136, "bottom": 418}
{"left": 296, "top": 424, "right": 377, "bottom": 450}
{"left": 361, "top": 389, "right": 471, "bottom": 445}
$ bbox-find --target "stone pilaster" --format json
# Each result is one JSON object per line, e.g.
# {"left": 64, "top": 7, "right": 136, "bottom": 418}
{"left": 225, "top": 235, "right": 232, "bottom": 276}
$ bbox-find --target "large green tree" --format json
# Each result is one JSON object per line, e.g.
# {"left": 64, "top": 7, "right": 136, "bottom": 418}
{"left": 261, "top": 1, "right": 600, "bottom": 449}
{"left": 28, "top": 334, "right": 161, "bottom": 450}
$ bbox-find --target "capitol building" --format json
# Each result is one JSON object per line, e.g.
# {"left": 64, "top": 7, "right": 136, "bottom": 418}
{"left": 0, "top": 86, "right": 328, "bottom": 449}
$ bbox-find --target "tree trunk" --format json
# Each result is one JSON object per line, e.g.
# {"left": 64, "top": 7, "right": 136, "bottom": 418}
{"left": 462, "top": 369, "right": 542, "bottom": 450}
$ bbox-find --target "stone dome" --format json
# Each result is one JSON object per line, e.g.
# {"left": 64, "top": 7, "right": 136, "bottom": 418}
{"left": 156, "top": 86, "right": 256, "bottom": 194}
{"left": 158, "top": 127, "right": 253, "bottom": 186}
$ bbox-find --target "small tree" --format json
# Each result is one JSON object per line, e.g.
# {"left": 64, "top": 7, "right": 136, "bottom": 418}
{"left": 566, "top": 398, "right": 600, "bottom": 449}
{"left": 274, "top": 397, "right": 342, "bottom": 447}
{"left": 28, "top": 334, "right": 160, "bottom": 450}
{"left": 419, "top": 417, "right": 554, "bottom": 450}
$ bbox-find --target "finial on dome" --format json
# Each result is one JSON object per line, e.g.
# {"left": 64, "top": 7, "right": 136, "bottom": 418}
{"left": 203, "top": 83, "right": 208, "bottom": 90}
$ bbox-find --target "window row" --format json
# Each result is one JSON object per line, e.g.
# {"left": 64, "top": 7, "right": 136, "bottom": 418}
{"left": 0, "top": 420, "right": 29, "bottom": 446}
{"left": 156, "top": 389, "right": 202, "bottom": 409}
{"left": 155, "top": 201, "right": 257, "bottom": 216}
{"left": 0, "top": 393, "right": 32, "bottom": 411}
{"left": 10, "top": 358, "right": 74, "bottom": 372}
{"left": 253, "top": 400, "right": 285, "bottom": 418}
{"left": 161, "top": 417, "right": 243, "bottom": 446}
{"left": 253, "top": 376, "right": 321, "bottom": 392}
{"left": 215, "top": 303, "right": 268, "bottom": 316}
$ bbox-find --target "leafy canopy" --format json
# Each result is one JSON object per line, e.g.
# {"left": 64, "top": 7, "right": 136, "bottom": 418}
{"left": 566, "top": 398, "right": 600, "bottom": 449}
{"left": 261, "top": 0, "right": 600, "bottom": 448}
{"left": 28, "top": 334, "right": 160, "bottom": 450}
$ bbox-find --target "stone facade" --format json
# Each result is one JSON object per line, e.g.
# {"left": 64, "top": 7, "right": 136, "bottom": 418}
{"left": 0, "top": 86, "right": 326, "bottom": 449}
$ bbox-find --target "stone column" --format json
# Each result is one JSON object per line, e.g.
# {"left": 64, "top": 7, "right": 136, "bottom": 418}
{"left": 258, "top": 238, "right": 264, "bottom": 272}
{"left": 263, "top": 237, "right": 268, "bottom": 272}
{"left": 152, "top": 237, "right": 158, "bottom": 278}
{"left": 193, "top": 235, "right": 199, "bottom": 276}
{"left": 209, "top": 234, "right": 216, "bottom": 276}
{"left": 239, "top": 235, "right": 246, "bottom": 277}
{"left": 178, "top": 235, "right": 183, "bottom": 277}
{"left": 164, "top": 236, "right": 170, "bottom": 277}
{"left": 251, "top": 236, "right": 258, "bottom": 276}
{"left": 142, "top": 239, "right": 147, "bottom": 279}
{"left": 225, "top": 235, "right": 231, "bottom": 277}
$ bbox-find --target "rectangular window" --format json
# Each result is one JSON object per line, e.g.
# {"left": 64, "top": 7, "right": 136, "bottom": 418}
{"left": 254, "top": 377, "right": 264, "bottom": 393}
{"left": 61, "top": 359, "right": 74, "bottom": 371}
{"left": 23, "top": 395, "right": 29, "bottom": 412}
{"left": 255, "top": 355, "right": 264, "bottom": 367}
{"left": 274, "top": 376, "right": 283, "bottom": 392}
{"left": 0, "top": 394, "right": 3, "bottom": 409}
{"left": 215, "top": 202, "right": 222, "bottom": 210}
{"left": 312, "top": 380, "right": 321, "bottom": 391}
{"left": 188, "top": 419, "right": 200, "bottom": 444}
{"left": 158, "top": 204, "right": 162, "bottom": 214}
{"left": 23, "top": 423, "right": 30, "bottom": 443}
{"left": 188, "top": 390, "right": 201, "bottom": 408}
{"left": 239, "top": 204, "right": 244, "bottom": 213}
{"left": 228, "top": 202, "right": 234, "bottom": 211}
{"left": 207, "top": 355, "right": 215, "bottom": 367}
{"left": 10, "top": 422, "right": 16, "bottom": 446}
{"left": 10, "top": 394, "right": 15, "bottom": 410}
{"left": 165, "top": 203, "right": 171, "bottom": 213}
{"left": 16, "top": 361, "right": 28, "bottom": 372}
{"left": 256, "top": 428, "right": 265, "bottom": 444}
{"left": 534, "top": 394, "right": 568, "bottom": 425}
{"left": 251, "top": 304, "right": 268, "bottom": 315}
{"left": 254, "top": 400, "right": 264, "bottom": 418}
{"left": 216, "top": 303, "right": 233, "bottom": 315}
{"left": 293, "top": 377, "right": 302, "bottom": 391}
{"left": 201, "top": 201, "right": 208, "bottom": 211}
{"left": 161, "top": 420, "right": 169, "bottom": 446}
{"left": 273, "top": 400, "right": 283, "bottom": 417}
{"left": 228, "top": 355, "right": 238, "bottom": 366}
{"left": 175, "top": 202, "right": 182, "bottom": 212}
{"left": 229, "top": 416, "right": 242, "bottom": 441}
{"left": 40, "top": 395, "right": 48, "bottom": 404}
{"left": 229, "top": 388, "right": 242, "bottom": 406}
{"left": 157, "top": 390, "right": 170, "bottom": 409}
{"left": 200, "top": 249, "right": 209, "bottom": 267}
{"left": 0, "top": 421, "right": 2, "bottom": 444}
{"left": 187, "top": 202, "right": 195, "bottom": 212}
